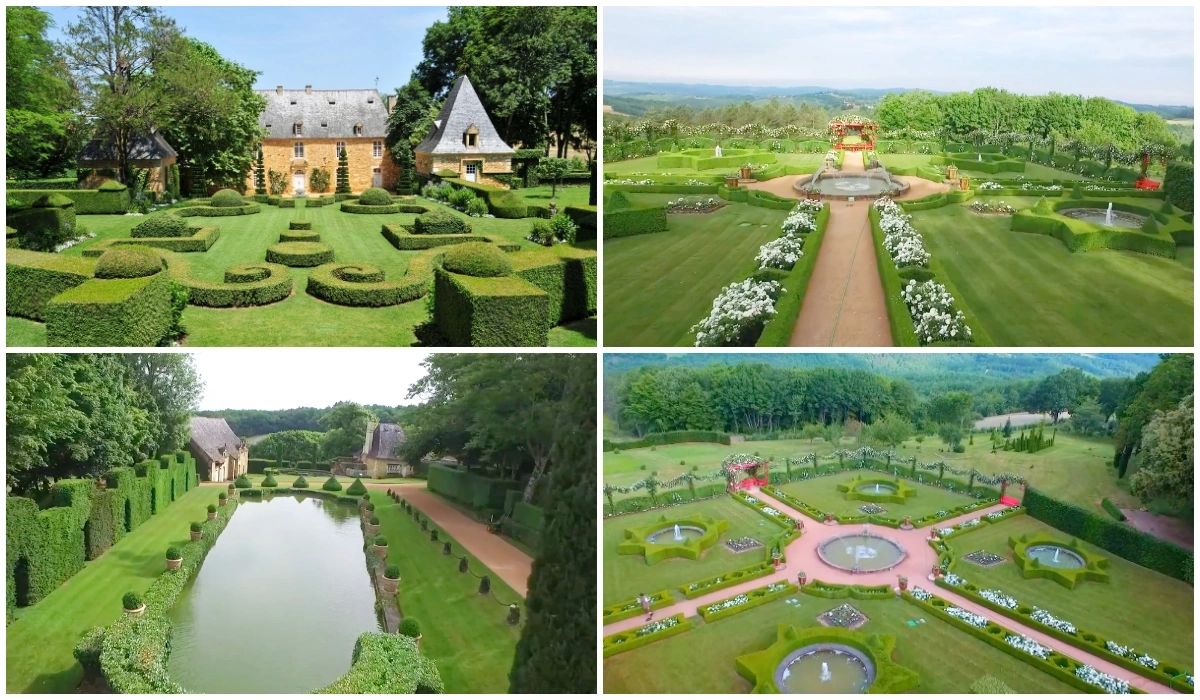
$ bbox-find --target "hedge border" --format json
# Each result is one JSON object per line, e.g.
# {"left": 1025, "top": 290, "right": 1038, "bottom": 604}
{"left": 602, "top": 589, "right": 676, "bottom": 625}
{"left": 697, "top": 580, "right": 798, "bottom": 622}
{"left": 734, "top": 624, "right": 919, "bottom": 693}
{"left": 757, "top": 204, "right": 830, "bottom": 346}
{"left": 615, "top": 515, "right": 728, "bottom": 564}
{"left": 602, "top": 613, "right": 693, "bottom": 658}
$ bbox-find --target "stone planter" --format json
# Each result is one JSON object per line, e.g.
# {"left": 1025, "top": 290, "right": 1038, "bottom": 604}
{"left": 898, "top": 575, "right": 908, "bottom": 592}
{"left": 797, "top": 572, "right": 807, "bottom": 586}
{"left": 739, "top": 166, "right": 752, "bottom": 180}
{"left": 772, "top": 555, "right": 783, "bottom": 569}
{"left": 227, "top": 483, "right": 235, "bottom": 494}
{"left": 166, "top": 557, "right": 183, "bottom": 571}
{"left": 931, "top": 564, "right": 942, "bottom": 577}
{"left": 124, "top": 604, "right": 146, "bottom": 617}
{"left": 372, "top": 544, "right": 388, "bottom": 559}
{"left": 366, "top": 524, "right": 380, "bottom": 537}
{"left": 381, "top": 575, "right": 399, "bottom": 594}
{"left": 900, "top": 516, "right": 913, "bottom": 531}
{"left": 190, "top": 530, "right": 202, "bottom": 542}
{"left": 724, "top": 176, "right": 739, "bottom": 188}
{"left": 207, "top": 511, "right": 217, "bottom": 521}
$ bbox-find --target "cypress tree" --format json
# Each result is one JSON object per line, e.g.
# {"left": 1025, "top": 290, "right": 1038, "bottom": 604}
{"left": 335, "top": 146, "right": 351, "bottom": 194}
{"left": 254, "top": 149, "right": 266, "bottom": 195}
{"left": 508, "top": 359, "right": 595, "bottom": 693}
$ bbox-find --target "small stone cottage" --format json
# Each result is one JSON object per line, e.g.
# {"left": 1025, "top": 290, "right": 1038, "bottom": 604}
{"left": 415, "top": 75, "right": 514, "bottom": 183}
{"left": 249, "top": 85, "right": 398, "bottom": 196}
{"left": 76, "top": 131, "right": 178, "bottom": 192}
{"left": 187, "top": 417, "right": 248, "bottom": 482}
{"left": 334, "top": 421, "right": 411, "bottom": 478}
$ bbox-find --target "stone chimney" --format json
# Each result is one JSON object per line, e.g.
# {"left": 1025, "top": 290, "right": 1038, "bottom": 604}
{"left": 276, "top": 85, "right": 283, "bottom": 94}
{"left": 305, "top": 84, "right": 313, "bottom": 95}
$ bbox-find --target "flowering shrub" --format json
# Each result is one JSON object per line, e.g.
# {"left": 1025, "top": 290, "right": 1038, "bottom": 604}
{"left": 979, "top": 589, "right": 1018, "bottom": 610}
{"left": 979, "top": 181, "right": 1003, "bottom": 190}
{"left": 1031, "top": 608, "right": 1077, "bottom": 634}
{"left": 691, "top": 279, "right": 782, "bottom": 347}
{"left": 781, "top": 210, "right": 817, "bottom": 237}
{"left": 634, "top": 617, "right": 679, "bottom": 637}
{"left": 790, "top": 199, "right": 824, "bottom": 216}
{"left": 755, "top": 235, "right": 804, "bottom": 270}
{"left": 909, "top": 587, "right": 932, "bottom": 601}
{"left": 1075, "top": 665, "right": 1129, "bottom": 694}
{"left": 945, "top": 606, "right": 989, "bottom": 628}
{"left": 705, "top": 594, "right": 749, "bottom": 615}
{"left": 1105, "top": 641, "right": 1159, "bottom": 670}
{"left": 970, "top": 200, "right": 1017, "bottom": 215}
{"left": 901, "top": 279, "right": 972, "bottom": 344}
{"left": 938, "top": 527, "right": 955, "bottom": 537}
{"left": 1005, "top": 634, "right": 1051, "bottom": 659}
{"left": 941, "top": 573, "right": 965, "bottom": 586}
{"left": 874, "top": 197, "right": 930, "bottom": 267}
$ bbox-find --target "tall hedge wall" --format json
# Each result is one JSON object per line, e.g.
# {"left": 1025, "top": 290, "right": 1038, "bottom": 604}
{"left": 432, "top": 268, "right": 549, "bottom": 346}
{"left": 602, "top": 430, "right": 732, "bottom": 451}
{"left": 6, "top": 249, "right": 95, "bottom": 321}
{"left": 426, "top": 464, "right": 521, "bottom": 513}
{"left": 44, "top": 273, "right": 176, "bottom": 347}
{"left": 1023, "top": 487, "right": 1192, "bottom": 583}
{"left": 6, "top": 185, "right": 130, "bottom": 214}
{"left": 7, "top": 452, "right": 197, "bottom": 616}
{"left": 1164, "top": 162, "right": 1193, "bottom": 211}
{"left": 501, "top": 501, "right": 545, "bottom": 551}
{"left": 510, "top": 249, "right": 597, "bottom": 327}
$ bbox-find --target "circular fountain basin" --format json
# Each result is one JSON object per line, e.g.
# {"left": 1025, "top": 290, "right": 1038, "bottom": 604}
{"left": 775, "top": 644, "right": 875, "bottom": 693}
{"left": 856, "top": 482, "right": 897, "bottom": 496}
{"left": 1025, "top": 545, "right": 1085, "bottom": 569}
{"left": 646, "top": 525, "right": 705, "bottom": 544}
{"left": 1060, "top": 208, "right": 1146, "bottom": 228}
{"left": 817, "top": 534, "right": 906, "bottom": 573}
{"left": 794, "top": 173, "right": 909, "bottom": 199}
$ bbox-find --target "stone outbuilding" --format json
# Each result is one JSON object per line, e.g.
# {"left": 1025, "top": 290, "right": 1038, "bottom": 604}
{"left": 415, "top": 75, "right": 513, "bottom": 184}
{"left": 187, "top": 417, "right": 248, "bottom": 483}
{"left": 249, "top": 85, "right": 398, "bottom": 196}
{"left": 334, "top": 420, "right": 411, "bottom": 478}
{"left": 77, "top": 131, "right": 178, "bottom": 192}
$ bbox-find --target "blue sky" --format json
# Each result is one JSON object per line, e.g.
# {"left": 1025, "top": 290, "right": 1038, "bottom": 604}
{"left": 605, "top": 6, "right": 1194, "bottom": 105}
{"left": 44, "top": 6, "right": 448, "bottom": 94}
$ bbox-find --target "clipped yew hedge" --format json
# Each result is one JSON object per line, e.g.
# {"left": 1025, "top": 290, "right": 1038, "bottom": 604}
{"left": 867, "top": 206, "right": 920, "bottom": 346}
{"left": 316, "top": 632, "right": 444, "bottom": 693}
{"left": 602, "top": 191, "right": 667, "bottom": 239}
{"left": 758, "top": 204, "right": 830, "bottom": 345}
{"left": 698, "top": 580, "right": 797, "bottom": 622}
{"left": 381, "top": 222, "right": 493, "bottom": 250}
{"left": 346, "top": 478, "right": 367, "bottom": 496}
{"left": 84, "top": 226, "right": 220, "bottom": 255}
{"left": 279, "top": 229, "right": 320, "bottom": 243}
{"left": 602, "top": 614, "right": 693, "bottom": 658}
{"left": 1011, "top": 201, "right": 1177, "bottom": 257}
{"left": 602, "top": 430, "right": 731, "bottom": 451}
{"left": 130, "top": 213, "right": 191, "bottom": 238}
{"left": 93, "top": 246, "right": 163, "bottom": 279}
{"left": 414, "top": 209, "right": 472, "bottom": 234}
{"left": 432, "top": 267, "right": 549, "bottom": 346}
{"left": 306, "top": 261, "right": 430, "bottom": 307}
{"left": 44, "top": 273, "right": 177, "bottom": 346}
{"left": 174, "top": 203, "right": 260, "bottom": 217}
{"left": 341, "top": 202, "right": 403, "bottom": 214}
{"left": 170, "top": 260, "right": 293, "bottom": 308}
{"left": 1164, "top": 162, "right": 1193, "bottom": 211}
{"left": 6, "top": 181, "right": 129, "bottom": 213}
{"left": 510, "top": 248, "right": 597, "bottom": 327}
{"left": 6, "top": 249, "right": 95, "bottom": 320}
{"left": 266, "top": 241, "right": 334, "bottom": 267}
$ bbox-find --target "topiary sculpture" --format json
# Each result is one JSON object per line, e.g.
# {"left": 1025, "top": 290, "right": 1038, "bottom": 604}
{"left": 442, "top": 242, "right": 512, "bottom": 277}
{"left": 93, "top": 246, "right": 163, "bottom": 279}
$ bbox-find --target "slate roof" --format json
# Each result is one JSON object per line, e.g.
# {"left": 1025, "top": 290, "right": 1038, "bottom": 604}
{"left": 257, "top": 88, "right": 388, "bottom": 139}
{"left": 366, "top": 423, "right": 406, "bottom": 460}
{"left": 189, "top": 417, "right": 242, "bottom": 463}
{"left": 78, "top": 131, "right": 177, "bottom": 163}
{"left": 415, "top": 75, "right": 514, "bottom": 155}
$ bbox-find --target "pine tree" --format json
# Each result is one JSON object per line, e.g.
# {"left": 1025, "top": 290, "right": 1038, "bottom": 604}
{"left": 508, "top": 360, "right": 595, "bottom": 693}
{"left": 1002, "top": 417, "right": 1012, "bottom": 438}
{"left": 254, "top": 149, "right": 266, "bottom": 195}
{"left": 335, "top": 146, "right": 351, "bottom": 194}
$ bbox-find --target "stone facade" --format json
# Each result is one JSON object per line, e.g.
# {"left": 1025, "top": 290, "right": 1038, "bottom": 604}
{"left": 415, "top": 151, "right": 512, "bottom": 182}
{"left": 245, "top": 138, "right": 397, "bottom": 196}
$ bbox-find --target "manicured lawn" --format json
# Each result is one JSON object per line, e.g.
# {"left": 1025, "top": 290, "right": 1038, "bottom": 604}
{"left": 368, "top": 491, "right": 522, "bottom": 693}
{"left": 604, "top": 152, "right": 826, "bottom": 177}
{"left": 912, "top": 200, "right": 1193, "bottom": 346}
{"left": 947, "top": 514, "right": 1194, "bottom": 668}
{"left": 10, "top": 197, "right": 594, "bottom": 346}
{"left": 548, "top": 316, "right": 597, "bottom": 346}
{"left": 603, "top": 593, "right": 1078, "bottom": 693}
{"left": 776, "top": 472, "right": 978, "bottom": 520}
{"left": 604, "top": 198, "right": 787, "bottom": 346}
{"left": 878, "top": 153, "right": 1087, "bottom": 181}
{"left": 514, "top": 183, "right": 591, "bottom": 209}
{"left": 604, "top": 433, "right": 1139, "bottom": 516}
{"left": 603, "top": 497, "right": 788, "bottom": 605}
{"left": 6, "top": 316, "right": 46, "bottom": 346}
{"left": 6, "top": 485, "right": 223, "bottom": 694}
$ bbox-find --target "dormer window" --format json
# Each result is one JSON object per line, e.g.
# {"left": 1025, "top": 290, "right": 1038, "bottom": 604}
{"left": 293, "top": 122, "right": 303, "bottom": 136}
{"left": 353, "top": 123, "right": 363, "bottom": 136}
{"left": 463, "top": 124, "right": 479, "bottom": 148}
{"left": 321, "top": 121, "right": 327, "bottom": 128}
{"left": 289, "top": 99, "right": 297, "bottom": 105}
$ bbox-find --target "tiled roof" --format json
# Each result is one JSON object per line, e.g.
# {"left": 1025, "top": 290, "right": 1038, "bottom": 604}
{"left": 78, "top": 131, "right": 177, "bottom": 162}
{"left": 415, "top": 75, "right": 514, "bottom": 155}
{"left": 189, "top": 417, "right": 241, "bottom": 463}
{"left": 366, "top": 423, "right": 406, "bottom": 460}
{"left": 257, "top": 88, "right": 388, "bottom": 139}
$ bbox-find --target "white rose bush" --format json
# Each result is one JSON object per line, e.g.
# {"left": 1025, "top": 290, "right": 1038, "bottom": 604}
{"left": 901, "top": 279, "right": 972, "bottom": 344}
{"left": 691, "top": 279, "right": 783, "bottom": 347}
{"left": 755, "top": 235, "right": 804, "bottom": 270}
{"left": 874, "top": 197, "right": 930, "bottom": 267}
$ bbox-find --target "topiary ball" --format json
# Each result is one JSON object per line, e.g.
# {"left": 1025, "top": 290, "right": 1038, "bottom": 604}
{"left": 442, "top": 243, "right": 512, "bottom": 278}
{"left": 131, "top": 213, "right": 191, "bottom": 238}
{"left": 94, "top": 246, "right": 163, "bottom": 279}
{"left": 33, "top": 193, "right": 76, "bottom": 209}
{"left": 98, "top": 180, "right": 127, "bottom": 192}
{"left": 210, "top": 189, "right": 245, "bottom": 208}
{"left": 358, "top": 187, "right": 392, "bottom": 206}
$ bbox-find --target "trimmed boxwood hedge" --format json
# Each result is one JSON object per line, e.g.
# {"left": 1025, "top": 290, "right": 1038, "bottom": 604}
{"left": 432, "top": 267, "right": 549, "bottom": 346}
{"left": 801, "top": 579, "right": 895, "bottom": 600}
{"left": 279, "top": 229, "right": 320, "bottom": 242}
{"left": 426, "top": 464, "right": 520, "bottom": 512}
{"left": 380, "top": 222, "right": 493, "bottom": 250}
{"left": 265, "top": 241, "right": 335, "bottom": 267}
{"left": 680, "top": 559, "right": 776, "bottom": 599}
{"left": 341, "top": 202, "right": 403, "bottom": 214}
{"left": 509, "top": 248, "right": 597, "bottom": 327}
{"left": 1010, "top": 201, "right": 1177, "bottom": 257}
{"left": 174, "top": 203, "right": 260, "bottom": 217}
{"left": 7, "top": 195, "right": 77, "bottom": 250}
{"left": 44, "top": 273, "right": 176, "bottom": 347}
{"left": 602, "top": 613, "right": 693, "bottom": 658}
{"left": 735, "top": 625, "right": 919, "bottom": 693}
{"left": 867, "top": 206, "right": 920, "bottom": 346}
{"left": 602, "top": 430, "right": 731, "bottom": 451}
{"left": 1024, "top": 487, "right": 1192, "bottom": 583}
{"left": 6, "top": 249, "right": 95, "bottom": 320}
{"left": 442, "top": 178, "right": 527, "bottom": 218}
{"left": 1100, "top": 497, "right": 1126, "bottom": 521}
{"left": 414, "top": 209, "right": 472, "bottom": 234}
{"left": 346, "top": 478, "right": 367, "bottom": 496}
{"left": 6, "top": 183, "right": 129, "bottom": 214}
{"left": 86, "top": 226, "right": 220, "bottom": 255}
{"left": 616, "top": 515, "right": 727, "bottom": 564}
{"left": 209, "top": 189, "right": 244, "bottom": 207}
{"left": 130, "top": 214, "right": 191, "bottom": 238}
{"left": 289, "top": 221, "right": 312, "bottom": 230}
{"left": 307, "top": 260, "right": 431, "bottom": 307}
{"left": 602, "top": 589, "right": 675, "bottom": 625}
{"left": 603, "top": 192, "right": 668, "bottom": 239}
{"left": 1164, "top": 162, "right": 1193, "bottom": 211}
{"left": 698, "top": 580, "right": 798, "bottom": 622}
{"left": 93, "top": 246, "right": 163, "bottom": 279}
{"left": 166, "top": 258, "right": 293, "bottom": 308}
{"left": 316, "top": 632, "right": 444, "bottom": 693}
{"left": 443, "top": 243, "right": 513, "bottom": 277}
{"left": 758, "top": 205, "right": 829, "bottom": 345}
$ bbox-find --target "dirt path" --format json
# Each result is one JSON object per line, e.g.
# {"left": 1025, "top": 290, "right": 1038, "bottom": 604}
{"left": 367, "top": 483, "right": 533, "bottom": 596}
{"left": 603, "top": 490, "right": 1174, "bottom": 693}
{"left": 1122, "top": 509, "right": 1194, "bottom": 550}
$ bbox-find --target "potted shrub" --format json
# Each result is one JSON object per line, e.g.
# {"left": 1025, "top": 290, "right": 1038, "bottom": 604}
{"left": 507, "top": 604, "right": 521, "bottom": 626}
{"left": 227, "top": 482, "right": 236, "bottom": 494}
{"left": 900, "top": 515, "right": 912, "bottom": 530}
{"left": 724, "top": 174, "right": 739, "bottom": 188}
{"left": 442, "top": 541, "right": 452, "bottom": 556}
{"left": 430, "top": 529, "right": 439, "bottom": 542}
{"left": 898, "top": 575, "right": 909, "bottom": 592}
{"left": 366, "top": 515, "right": 380, "bottom": 536}
{"left": 771, "top": 547, "right": 782, "bottom": 569}
{"left": 218, "top": 492, "right": 228, "bottom": 505}
{"left": 372, "top": 535, "right": 388, "bottom": 558}
{"left": 399, "top": 617, "right": 421, "bottom": 646}
{"left": 382, "top": 565, "right": 400, "bottom": 593}
{"left": 478, "top": 575, "right": 491, "bottom": 595}
{"left": 189, "top": 522, "right": 203, "bottom": 541}
{"left": 165, "top": 546, "right": 183, "bottom": 571}
{"left": 122, "top": 591, "right": 145, "bottom": 617}
{"left": 739, "top": 164, "right": 753, "bottom": 180}
{"left": 206, "top": 504, "right": 217, "bottom": 521}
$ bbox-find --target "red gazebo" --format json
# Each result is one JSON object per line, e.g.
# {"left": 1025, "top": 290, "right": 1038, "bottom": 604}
{"left": 829, "top": 116, "right": 878, "bottom": 151}
{"left": 724, "top": 455, "right": 770, "bottom": 492}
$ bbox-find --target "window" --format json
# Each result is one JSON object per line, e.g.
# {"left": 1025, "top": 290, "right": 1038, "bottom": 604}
{"left": 293, "top": 142, "right": 304, "bottom": 158}
{"left": 293, "top": 122, "right": 303, "bottom": 136}
{"left": 336, "top": 141, "right": 346, "bottom": 159}
{"left": 321, "top": 121, "right": 327, "bottom": 128}
{"left": 463, "top": 125, "right": 479, "bottom": 147}
{"left": 353, "top": 123, "right": 363, "bottom": 136}
{"left": 372, "top": 141, "right": 383, "bottom": 158}
{"left": 386, "top": 464, "right": 404, "bottom": 474}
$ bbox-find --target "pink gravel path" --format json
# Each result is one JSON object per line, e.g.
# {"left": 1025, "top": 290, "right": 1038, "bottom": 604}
{"left": 604, "top": 488, "right": 1175, "bottom": 693}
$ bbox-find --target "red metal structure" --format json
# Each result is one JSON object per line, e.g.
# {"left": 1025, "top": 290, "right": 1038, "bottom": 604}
{"left": 726, "top": 459, "right": 770, "bottom": 491}
{"left": 829, "top": 116, "right": 878, "bottom": 151}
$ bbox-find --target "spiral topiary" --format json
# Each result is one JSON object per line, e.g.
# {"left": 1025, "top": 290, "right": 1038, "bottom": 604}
{"left": 131, "top": 212, "right": 191, "bottom": 238}
{"left": 210, "top": 188, "right": 245, "bottom": 208}
{"left": 442, "top": 242, "right": 512, "bottom": 277}
{"left": 93, "top": 246, "right": 163, "bottom": 279}
{"left": 358, "top": 187, "right": 392, "bottom": 206}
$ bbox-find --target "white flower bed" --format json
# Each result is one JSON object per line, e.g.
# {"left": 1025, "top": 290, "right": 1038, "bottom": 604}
{"left": 945, "top": 606, "right": 989, "bottom": 628}
{"left": 874, "top": 197, "right": 931, "bottom": 267}
{"left": 705, "top": 594, "right": 749, "bottom": 615}
{"left": 1021, "top": 182, "right": 1062, "bottom": 191}
{"left": 979, "top": 181, "right": 1003, "bottom": 190}
{"left": 1005, "top": 633, "right": 1051, "bottom": 659}
{"left": 979, "top": 589, "right": 1018, "bottom": 609}
{"left": 942, "top": 573, "right": 965, "bottom": 586}
{"left": 1075, "top": 665, "right": 1130, "bottom": 694}
{"left": 1135, "top": 653, "right": 1158, "bottom": 670}
{"left": 1106, "top": 641, "right": 1133, "bottom": 657}
{"left": 761, "top": 506, "right": 783, "bottom": 517}
{"left": 691, "top": 279, "right": 782, "bottom": 347}
{"left": 937, "top": 527, "right": 955, "bottom": 537}
{"left": 1032, "top": 608, "right": 1077, "bottom": 635}
{"left": 634, "top": 616, "right": 679, "bottom": 637}
{"left": 909, "top": 587, "right": 933, "bottom": 601}
{"left": 767, "top": 582, "right": 789, "bottom": 592}
{"left": 755, "top": 235, "right": 804, "bottom": 270}
{"left": 781, "top": 210, "right": 817, "bottom": 237}
{"left": 1105, "top": 641, "right": 1159, "bottom": 670}
{"left": 901, "top": 279, "right": 972, "bottom": 344}
{"left": 986, "top": 508, "right": 1018, "bottom": 521}
{"left": 790, "top": 199, "right": 824, "bottom": 216}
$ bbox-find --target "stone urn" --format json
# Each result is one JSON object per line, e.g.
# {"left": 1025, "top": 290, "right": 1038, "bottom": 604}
{"left": 190, "top": 529, "right": 202, "bottom": 542}
{"left": 898, "top": 575, "right": 909, "bottom": 592}
{"left": 166, "top": 557, "right": 182, "bottom": 571}
{"left": 227, "top": 483, "right": 235, "bottom": 494}
{"left": 931, "top": 564, "right": 942, "bottom": 577}
{"left": 123, "top": 604, "right": 146, "bottom": 617}
{"left": 739, "top": 166, "right": 753, "bottom": 180}
{"left": 724, "top": 175, "right": 739, "bottom": 188}
{"left": 207, "top": 511, "right": 217, "bottom": 521}
{"left": 772, "top": 551, "right": 783, "bottom": 569}
{"left": 900, "top": 516, "right": 913, "bottom": 530}
{"left": 372, "top": 543, "right": 388, "bottom": 559}
{"left": 797, "top": 572, "right": 807, "bottom": 586}
{"left": 824, "top": 514, "right": 835, "bottom": 525}
{"left": 381, "top": 573, "right": 399, "bottom": 594}
{"left": 218, "top": 493, "right": 228, "bottom": 505}
{"left": 930, "top": 527, "right": 940, "bottom": 540}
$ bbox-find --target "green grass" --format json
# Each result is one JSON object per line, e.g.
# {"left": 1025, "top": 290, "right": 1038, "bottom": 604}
{"left": 514, "top": 183, "right": 591, "bottom": 209}
{"left": 548, "top": 316, "right": 597, "bottom": 346}
{"left": 603, "top": 497, "right": 787, "bottom": 605}
{"left": 604, "top": 153, "right": 826, "bottom": 177}
{"left": 604, "top": 198, "right": 787, "bottom": 345}
{"left": 878, "top": 153, "right": 1087, "bottom": 181}
{"left": 776, "top": 473, "right": 977, "bottom": 520}
{"left": 9, "top": 197, "right": 593, "bottom": 347}
{"left": 911, "top": 199, "right": 1193, "bottom": 346}
{"left": 6, "top": 485, "right": 223, "bottom": 694}
{"left": 604, "top": 433, "right": 1137, "bottom": 515}
{"left": 603, "top": 593, "right": 1078, "bottom": 693}
{"left": 368, "top": 491, "right": 522, "bottom": 693}
{"left": 6, "top": 316, "right": 46, "bottom": 346}
{"left": 948, "top": 514, "right": 1194, "bottom": 668}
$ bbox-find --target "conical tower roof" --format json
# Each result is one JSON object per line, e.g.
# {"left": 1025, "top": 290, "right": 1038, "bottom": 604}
{"left": 415, "top": 75, "right": 514, "bottom": 155}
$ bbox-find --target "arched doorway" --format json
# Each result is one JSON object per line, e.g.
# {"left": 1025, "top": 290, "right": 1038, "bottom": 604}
{"left": 124, "top": 499, "right": 133, "bottom": 533}
{"left": 13, "top": 557, "right": 31, "bottom": 607}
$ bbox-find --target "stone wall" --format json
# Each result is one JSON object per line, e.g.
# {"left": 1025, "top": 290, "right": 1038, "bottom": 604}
{"left": 244, "top": 138, "right": 396, "bottom": 196}
{"left": 415, "top": 151, "right": 513, "bottom": 178}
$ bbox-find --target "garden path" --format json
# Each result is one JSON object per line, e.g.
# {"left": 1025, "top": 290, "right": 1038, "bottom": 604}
{"left": 366, "top": 483, "right": 533, "bottom": 596}
{"left": 603, "top": 489, "right": 1174, "bottom": 693}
